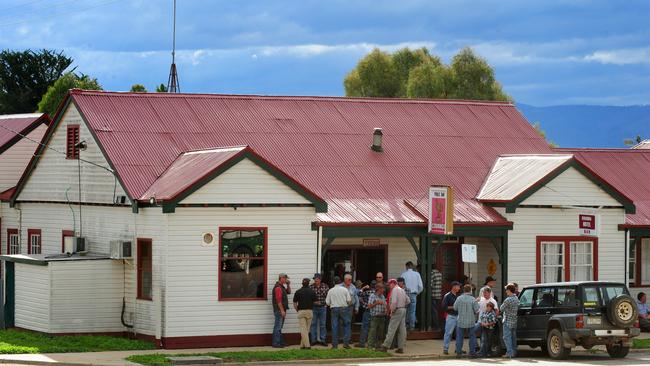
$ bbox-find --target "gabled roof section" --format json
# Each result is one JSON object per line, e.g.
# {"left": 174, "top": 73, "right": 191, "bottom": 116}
{"left": 556, "top": 148, "right": 650, "bottom": 228}
{"left": 632, "top": 139, "right": 650, "bottom": 149}
{"left": 0, "top": 113, "right": 50, "bottom": 154}
{"left": 477, "top": 154, "right": 635, "bottom": 213}
{"left": 141, "top": 145, "right": 327, "bottom": 213}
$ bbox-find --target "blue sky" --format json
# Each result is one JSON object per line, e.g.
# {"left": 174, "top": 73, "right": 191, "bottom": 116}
{"left": 1, "top": 0, "right": 649, "bottom": 106}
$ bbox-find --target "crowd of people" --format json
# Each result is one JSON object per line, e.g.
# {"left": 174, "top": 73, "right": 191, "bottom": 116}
{"left": 271, "top": 262, "right": 522, "bottom": 359}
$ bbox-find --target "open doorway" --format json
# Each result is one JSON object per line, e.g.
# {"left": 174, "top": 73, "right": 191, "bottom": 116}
{"left": 323, "top": 247, "right": 387, "bottom": 286}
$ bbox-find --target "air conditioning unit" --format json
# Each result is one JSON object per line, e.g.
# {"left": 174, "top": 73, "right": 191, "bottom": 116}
{"left": 110, "top": 240, "right": 133, "bottom": 259}
{"left": 201, "top": 232, "right": 216, "bottom": 246}
{"left": 64, "top": 236, "right": 87, "bottom": 254}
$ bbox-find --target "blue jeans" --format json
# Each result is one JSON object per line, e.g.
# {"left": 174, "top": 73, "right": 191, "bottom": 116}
{"left": 455, "top": 326, "right": 478, "bottom": 356}
{"left": 272, "top": 310, "right": 285, "bottom": 347}
{"left": 407, "top": 293, "right": 417, "bottom": 329}
{"left": 358, "top": 309, "right": 371, "bottom": 346}
{"left": 479, "top": 327, "right": 494, "bottom": 356}
{"left": 310, "top": 306, "right": 327, "bottom": 344}
{"left": 443, "top": 314, "right": 457, "bottom": 351}
{"left": 503, "top": 325, "right": 517, "bottom": 357}
{"left": 330, "top": 307, "right": 351, "bottom": 347}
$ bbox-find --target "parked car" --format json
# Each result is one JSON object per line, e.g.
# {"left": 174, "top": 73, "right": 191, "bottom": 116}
{"left": 515, "top": 281, "right": 640, "bottom": 359}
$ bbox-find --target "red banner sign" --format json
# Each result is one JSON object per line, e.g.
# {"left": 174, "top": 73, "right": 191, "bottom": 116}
{"left": 428, "top": 186, "right": 454, "bottom": 235}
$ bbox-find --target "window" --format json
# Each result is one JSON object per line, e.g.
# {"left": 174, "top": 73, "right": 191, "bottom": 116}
{"left": 629, "top": 239, "right": 636, "bottom": 283}
{"left": 7, "top": 229, "right": 19, "bottom": 254}
{"left": 61, "top": 230, "right": 74, "bottom": 253}
{"left": 640, "top": 238, "right": 650, "bottom": 285}
{"left": 66, "top": 125, "right": 80, "bottom": 159}
{"left": 137, "top": 239, "right": 152, "bottom": 300}
{"left": 534, "top": 287, "right": 555, "bottom": 308}
{"left": 27, "top": 229, "right": 41, "bottom": 254}
{"left": 518, "top": 288, "right": 534, "bottom": 308}
{"left": 557, "top": 287, "right": 579, "bottom": 307}
{"left": 536, "top": 236, "right": 598, "bottom": 283}
{"left": 219, "top": 227, "right": 267, "bottom": 300}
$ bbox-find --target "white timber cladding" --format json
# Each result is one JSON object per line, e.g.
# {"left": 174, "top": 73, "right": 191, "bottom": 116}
{"left": 14, "top": 263, "right": 50, "bottom": 332}
{"left": 17, "top": 104, "right": 130, "bottom": 204}
{"left": 328, "top": 237, "right": 418, "bottom": 279}
{"left": 0, "top": 124, "right": 46, "bottom": 192}
{"left": 164, "top": 207, "right": 317, "bottom": 337}
{"left": 462, "top": 237, "right": 502, "bottom": 295}
{"left": 521, "top": 166, "right": 621, "bottom": 207}
{"left": 499, "top": 206, "right": 626, "bottom": 288}
{"left": 1, "top": 203, "right": 165, "bottom": 336}
{"left": 179, "top": 158, "right": 310, "bottom": 205}
{"left": 49, "top": 260, "right": 124, "bottom": 333}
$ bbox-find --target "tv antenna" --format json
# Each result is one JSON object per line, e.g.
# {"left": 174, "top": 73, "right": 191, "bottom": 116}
{"left": 166, "top": 0, "right": 180, "bottom": 93}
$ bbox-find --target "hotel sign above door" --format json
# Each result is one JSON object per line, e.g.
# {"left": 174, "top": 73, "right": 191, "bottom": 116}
{"left": 428, "top": 185, "right": 454, "bottom": 235}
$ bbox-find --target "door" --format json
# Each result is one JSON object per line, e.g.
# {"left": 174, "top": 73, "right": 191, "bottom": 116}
{"left": 3, "top": 261, "right": 14, "bottom": 328}
{"left": 355, "top": 248, "right": 386, "bottom": 285}
{"left": 435, "top": 243, "right": 462, "bottom": 294}
{"left": 529, "top": 287, "right": 557, "bottom": 340}
{"left": 517, "top": 287, "right": 535, "bottom": 340}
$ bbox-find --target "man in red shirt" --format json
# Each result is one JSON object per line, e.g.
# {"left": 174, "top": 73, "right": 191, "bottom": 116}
{"left": 272, "top": 273, "right": 292, "bottom": 348}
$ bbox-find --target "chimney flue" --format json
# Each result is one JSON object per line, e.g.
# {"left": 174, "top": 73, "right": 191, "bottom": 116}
{"left": 371, "top": 128, "right": 383, "bottom": 152}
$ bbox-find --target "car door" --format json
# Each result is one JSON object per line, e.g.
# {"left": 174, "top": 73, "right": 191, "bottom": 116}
{"left": 517, "top": 288, "right": 535, "bottom": 340}
{"left": 529, "top": 287, "right": 557, "bottom": 340}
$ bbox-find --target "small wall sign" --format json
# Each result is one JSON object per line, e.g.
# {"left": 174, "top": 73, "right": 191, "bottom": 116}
{"left": 578, "top": 214, "right": 598, "bottom": 236}
{"left": 461, "top": 244, "right": 477, "bottom": 263}
{"left": 362, "top": 238, "right": 381, "bottom": 247}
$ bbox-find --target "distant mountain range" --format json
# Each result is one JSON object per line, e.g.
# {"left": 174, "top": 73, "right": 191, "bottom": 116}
{"left": 517, "top": 104, "right": 650, "bottom": 148}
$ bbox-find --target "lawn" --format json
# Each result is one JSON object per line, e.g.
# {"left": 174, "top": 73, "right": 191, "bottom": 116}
{"left": 127, "top": 348, "right": 390, "bottom": 365}
{"left": 633, "top": 338, "right": 650, "bottom": 349}
{"left": 0, "top": 329, "right": 155, "bottom": 354}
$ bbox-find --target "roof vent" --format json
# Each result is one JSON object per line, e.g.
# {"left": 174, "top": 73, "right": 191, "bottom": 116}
{"left": 371, "top": 128, "right": 383, "bottom": 152}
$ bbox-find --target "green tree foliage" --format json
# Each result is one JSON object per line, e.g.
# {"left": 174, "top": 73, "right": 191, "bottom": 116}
{"left": 38, "top": 73, "right": 102, "bottom": 117}
{"left": 344, "top": 46, "right": 511, "bottom": 102}
{"left": 130, "top": 84, "right": 147, "bottom": 92}
{"left": 532, "top": 121, "right": 558, "bottom": 148}
{"left": 0, "top": 49, "right": 72, "bottom": 114}
{"left": 155, "top": 83, "right": 168, "bottom": 93}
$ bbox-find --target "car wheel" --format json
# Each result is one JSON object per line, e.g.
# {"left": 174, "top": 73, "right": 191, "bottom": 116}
{"left": 606, "top": 344, "right": 630, "bottom": 359}
{"left": 607, "top": 294, "right": 638, "bottom": 328}
{"left": 546, "top": 328, "right": 571, "bottom": 360}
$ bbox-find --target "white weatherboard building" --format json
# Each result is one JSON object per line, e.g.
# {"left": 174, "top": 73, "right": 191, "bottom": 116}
{"left": 0, "top": 90, "right": 648, "bottom": 348}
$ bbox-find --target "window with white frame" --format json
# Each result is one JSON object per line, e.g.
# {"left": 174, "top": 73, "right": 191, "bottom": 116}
{"left": 28, "top": 230, "right": 41, "bottom": 254}
{"left": 541, "top": 242, "right": 565, "bottom": 283}
{"left": 629, "top": 240, "right": 636, "bottom": 283}
{"left": 8, "top": 230, "right": 19, "bottom": 254}
{"left": 570, "top": 241, "right": 593, "bottom": 281}
{"left": 641, "top": 239, "right": 650, "bottom": 285}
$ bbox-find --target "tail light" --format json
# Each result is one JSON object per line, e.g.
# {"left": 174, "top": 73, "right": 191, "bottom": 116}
{"left": 576, "top": 314, "right": 584, "bottom": 329}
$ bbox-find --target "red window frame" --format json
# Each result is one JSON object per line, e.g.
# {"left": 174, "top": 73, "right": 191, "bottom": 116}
{"left": 61, "top": 230, "right": 74, "bottom": 253}
{"left": 7, "top": 228, "right": 19, "bottom": 255}
{"left": 137, "top": 238, "right": 153, "bottom": 301}
{"left": 631, "top": 237, "right": 650, "bottom": 287}
{"left": 536, "top": 236, "right": 599, "bottom": 283}
{"left": 218, "top": 227, "right": 268, "bottom": 301}
{"left": 66, "top": 125, "right": 80, "bottom": 159}
{"left": 27, "top": 229, "right": 42, "bottom": 254}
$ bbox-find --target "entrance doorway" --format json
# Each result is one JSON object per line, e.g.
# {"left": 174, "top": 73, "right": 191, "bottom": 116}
{"left": 323, "top": 247, "right": 387, "bottom": 285}
{"left": 433, "top": 241, "right": 463, "bottom": 295}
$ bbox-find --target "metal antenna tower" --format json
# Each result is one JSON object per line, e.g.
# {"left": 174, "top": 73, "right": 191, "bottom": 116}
{"left": 166, "top": 0, "right": 180, "bottom": 93}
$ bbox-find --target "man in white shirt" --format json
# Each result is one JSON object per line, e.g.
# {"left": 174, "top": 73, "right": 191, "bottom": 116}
{"left": 473, "top": 286, "right": 499, "bottom": 353}
{"left": 400, "top": 261, "right": 423, "bottom": 330}
{"left": 325, "top": 276, "right": 352, "bottom": 349}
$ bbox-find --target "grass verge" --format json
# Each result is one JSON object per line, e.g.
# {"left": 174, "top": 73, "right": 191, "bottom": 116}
{"left": 633, "top": 338, "right": 650, "bottom": 349}
{"left": 127, "top": 348, "right": 390, "bottom": 365}
{"left": 0, "top": 329, "right": 155, "bottom": 354}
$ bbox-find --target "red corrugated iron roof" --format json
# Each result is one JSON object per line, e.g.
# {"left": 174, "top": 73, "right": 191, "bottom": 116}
{"left": 557, "top": 148, "right": 650, "bottom": 227}
{"left": 0, "top": 113, "right": 49, "bottom": 152}
{"left": 65, "top": 90, "right": 554, "bottom": 225}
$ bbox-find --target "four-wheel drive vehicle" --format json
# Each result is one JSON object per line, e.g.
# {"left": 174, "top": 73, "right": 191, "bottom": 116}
{"left": 516, "top": 281, "right": 640, "bottom": 360}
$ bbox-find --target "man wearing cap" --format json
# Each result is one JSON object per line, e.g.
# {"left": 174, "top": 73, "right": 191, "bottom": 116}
{"left": 379, "top": 278, "right": 410, "bottom": 353}
{"left": 441, "top": 281, "right": 461, "bottom": 355}
{"left": 325, "top": 276, "right": 352, "bottom": 349}
{"left": 309, "top": 273, "right": 329, "bottom": 346}
{"left": 272, "top": 273, "right": 292, "bottom": 348}
{"left": 400, "top": 261, "right": 423, "bottom": 330}
{"left": 480, "top": 276, "right": 499, "bottom": 303}
{"left": 293, "top": 278, "right": 317, "bottom": 349}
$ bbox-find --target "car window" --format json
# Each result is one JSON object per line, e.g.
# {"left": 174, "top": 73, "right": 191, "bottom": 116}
{"left": 519, "top": 288, "right": 534, "bottom": 308}
{"left": 534, "top": 287, "right": 555, "bottom": 308}
{"left": 600, "top": 285, "right": 626, "bottom": 304}
{"left": 583, "top": 286, "right": 602, "bottom": 310}
{"left": 556, "top": 287, "right": 579, "bottom": 307}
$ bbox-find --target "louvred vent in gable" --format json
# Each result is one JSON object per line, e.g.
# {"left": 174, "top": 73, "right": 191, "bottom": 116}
{"left": 66, "top": 125, "right": 80, "bottom": 159}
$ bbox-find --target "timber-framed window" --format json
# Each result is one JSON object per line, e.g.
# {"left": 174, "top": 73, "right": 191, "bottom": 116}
{"left": 137, "top": 238, "right": 153, "bottom": 300}
{"left": 219, "top": 227, "right": 267, "bottom": 300}
{"left": 27, "top": 229, "right": 41, "bottom": 254}
{"left": 7, "top": 229, "right": 19, "bottom": 254}
{"left": 536, "top": 236, "right": 598, "bottom": 283}
{"left": 630, "top": 238, "right": 650, "bottom": 287}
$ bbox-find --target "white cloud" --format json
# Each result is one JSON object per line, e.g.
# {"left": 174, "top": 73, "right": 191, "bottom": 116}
{"left": 258, "top": 41, "right": 437, "bottom": 58}
{"left": 583, "top": 47, "right": 650, "bottom": 65}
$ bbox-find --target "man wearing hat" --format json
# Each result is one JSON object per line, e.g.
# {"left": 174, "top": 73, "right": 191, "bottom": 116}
{"left": 310, "top": 273, "right": 329, "bottom": 346}
{"left": 441, "top": 281, "right": 461, "bottom": 355}
{"left": 481, "top": 276, "right": 498, "bottom": 302}
{"left": 293, "top": 278, "right": 317, "bottom": 349}
{"left": 272, "top": 273, "right": 292, "bottom": 348}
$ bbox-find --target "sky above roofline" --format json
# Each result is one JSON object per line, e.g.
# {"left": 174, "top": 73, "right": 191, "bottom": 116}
{"left": 1, "top": 0, "right": 649, "bottom": 107}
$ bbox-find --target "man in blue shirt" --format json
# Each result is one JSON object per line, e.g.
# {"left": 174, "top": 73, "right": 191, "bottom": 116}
{"left": 400, "top": 261, "right": 423, "bottom": 330}
{"left": 441, "top": 281, "right": 461, "bottom": 355}
{"left": 637, "top": 292, "right": 650, "bottom": 331}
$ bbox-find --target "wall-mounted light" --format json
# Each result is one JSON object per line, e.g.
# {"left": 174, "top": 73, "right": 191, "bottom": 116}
{"left": 75, "top": 140, "right": 87, "bottom": 151}
{"left": 149, "top": 196, "right": 156, "bottom": 205}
